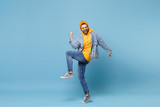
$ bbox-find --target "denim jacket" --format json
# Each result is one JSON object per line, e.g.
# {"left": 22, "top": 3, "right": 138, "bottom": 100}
{"left": 69, "top": 31, "right": 112, "bottom": 61}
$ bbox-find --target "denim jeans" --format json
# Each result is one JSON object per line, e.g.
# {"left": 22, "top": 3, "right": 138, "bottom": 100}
{"left": 66, "top": 51, "right": 89, "bottom": 95}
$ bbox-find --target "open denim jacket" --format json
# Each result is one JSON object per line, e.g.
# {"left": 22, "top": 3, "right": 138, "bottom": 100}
{"left": 69, "top": 31, "right": 112, "bottom": 61}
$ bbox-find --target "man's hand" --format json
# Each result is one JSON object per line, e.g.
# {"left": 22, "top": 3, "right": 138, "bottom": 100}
{"left": 69, "top": 32, "right": 73, "bottom": 41}
{"left": 109, "top": 53, "right": 112, "bottom": 57}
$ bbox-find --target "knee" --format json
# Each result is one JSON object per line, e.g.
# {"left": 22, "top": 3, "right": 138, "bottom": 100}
{"left": 66, "top": 51, "right": 71, "bottom": 56}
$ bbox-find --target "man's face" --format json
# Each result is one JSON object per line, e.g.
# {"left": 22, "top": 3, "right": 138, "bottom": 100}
{"left": 81, "top": 24, "right": 89, "bottom": 35}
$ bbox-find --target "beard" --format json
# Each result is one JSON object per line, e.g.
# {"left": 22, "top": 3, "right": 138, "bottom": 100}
{"left": 83, "top": 29, "right": 89, "bottom": 35}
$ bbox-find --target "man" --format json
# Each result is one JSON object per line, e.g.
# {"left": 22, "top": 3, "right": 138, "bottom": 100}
{"left": 60, "top": 20, "right": 112, "bottom": 103}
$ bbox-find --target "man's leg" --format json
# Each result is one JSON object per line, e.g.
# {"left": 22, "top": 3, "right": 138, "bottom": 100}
{"left": 60, "top": 51, "right": 87, "bottom": 79}
{"left": 78, "top": 61, "right": 92, "bottom": 103}
{"left": 78, "top": 61, "right": 89, "bottom": 94}
{"left": 66, "top": 51, "right": 87, "bottom": 73}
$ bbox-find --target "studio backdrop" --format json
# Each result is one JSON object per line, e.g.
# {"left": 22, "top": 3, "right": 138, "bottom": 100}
{"left": 0, "top": 0, "right": 160, "bottom": 107}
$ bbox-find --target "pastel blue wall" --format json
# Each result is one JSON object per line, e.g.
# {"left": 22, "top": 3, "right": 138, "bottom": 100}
{"left": 0, "top": 0, "right": 160, "bottom": 106}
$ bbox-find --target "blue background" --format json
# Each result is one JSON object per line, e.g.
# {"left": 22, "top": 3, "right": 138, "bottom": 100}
{"left": 0, "top": 0, "right": 160, "bottom": 107}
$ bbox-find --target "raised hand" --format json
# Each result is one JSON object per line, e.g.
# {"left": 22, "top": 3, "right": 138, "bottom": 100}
{"left": 109, "top": 53, "right": 112, "bottom": 57}
{"left": 69, "top": 32, "right": 73, "bottom": 41}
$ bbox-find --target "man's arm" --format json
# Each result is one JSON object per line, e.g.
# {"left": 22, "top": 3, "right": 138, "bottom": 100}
{"left": 96, "top": 33, "right": 112, "bottom": 56}
{"left": 69, "top": 32, "right": 80, "bottom": 49}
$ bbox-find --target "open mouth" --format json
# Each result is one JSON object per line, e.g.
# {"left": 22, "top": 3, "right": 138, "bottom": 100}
{"left": 83, "top": 30, "right": 88, "bottom": 33}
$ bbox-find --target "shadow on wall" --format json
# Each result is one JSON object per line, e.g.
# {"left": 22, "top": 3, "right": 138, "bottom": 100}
{"left": 86, "top": 54, "right": 114, "bottom": 95}
{"left": 84, "top": 54, "right": 154, "bottom": 95}
{"left": 69, "top": 52, "right": 157, "bottom": 97}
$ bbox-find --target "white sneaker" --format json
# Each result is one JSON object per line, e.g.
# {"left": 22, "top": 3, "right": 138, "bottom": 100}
{"left": 60, "top": 73, "right": 73, "bottom": 79}
{"left": 81, "top": 94, "right": 92, "bottom": 103}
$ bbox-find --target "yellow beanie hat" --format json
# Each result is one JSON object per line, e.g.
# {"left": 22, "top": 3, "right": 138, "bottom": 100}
{"left": 79, "top": 20, "right": 89, "bottom": 29}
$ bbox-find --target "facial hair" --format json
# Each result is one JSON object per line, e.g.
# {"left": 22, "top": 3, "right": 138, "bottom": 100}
{"left": 83, "top": 29, "right": 89, "bottom": 35}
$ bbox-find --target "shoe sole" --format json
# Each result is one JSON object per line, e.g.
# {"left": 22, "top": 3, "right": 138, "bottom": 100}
{"left": 81, "top": 96, "right": 92, "bottom": 103}
{"left": 60, "top": 76, "right": 73, "bottom": 79}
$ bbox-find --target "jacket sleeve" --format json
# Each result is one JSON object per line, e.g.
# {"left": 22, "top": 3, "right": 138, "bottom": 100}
{"left": 96, "top": 33, "right": 112, "bottom": 54}
{"left": 69, "top": 36, "right": 80, "bottom": 50}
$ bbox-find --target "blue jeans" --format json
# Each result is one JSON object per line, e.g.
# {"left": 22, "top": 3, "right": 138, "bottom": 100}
{"left": 66, "top": 51, "right": 89, "bottom": 95}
